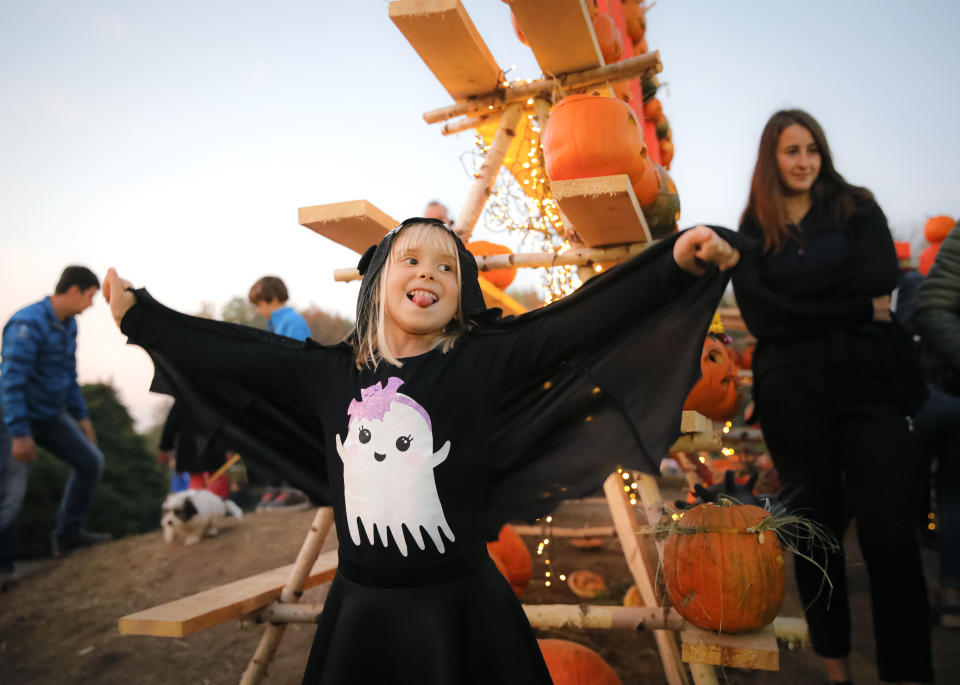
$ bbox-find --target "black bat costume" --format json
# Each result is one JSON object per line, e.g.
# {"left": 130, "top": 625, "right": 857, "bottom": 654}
{"left": 119, "top": 220, "right": 734, "bottom": 684}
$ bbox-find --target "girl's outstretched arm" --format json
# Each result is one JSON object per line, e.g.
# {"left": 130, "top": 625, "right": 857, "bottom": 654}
{"left": 673, "top": 226, "right": 740, "bottom": 274}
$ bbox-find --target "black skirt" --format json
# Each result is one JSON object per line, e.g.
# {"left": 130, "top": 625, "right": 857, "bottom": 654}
{"left": 302, "top": 558, "right": 553, "bottom": 685}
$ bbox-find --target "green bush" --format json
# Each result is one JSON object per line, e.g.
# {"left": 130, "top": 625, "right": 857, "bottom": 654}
{"left": 16, "top": 383, "right": 169, "bottom": 558}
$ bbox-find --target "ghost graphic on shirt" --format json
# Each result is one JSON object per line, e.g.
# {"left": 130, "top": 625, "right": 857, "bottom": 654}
{"left": 335, "top": 377, "right": 454, "bottom": 556}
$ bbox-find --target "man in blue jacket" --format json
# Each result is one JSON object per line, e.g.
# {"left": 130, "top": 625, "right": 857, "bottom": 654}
{"left": 0, "top": 266, "right": 109, "bottom": 588}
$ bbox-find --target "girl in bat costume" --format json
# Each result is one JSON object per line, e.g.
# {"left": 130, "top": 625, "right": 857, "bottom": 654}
{"left": 104, "top": 219, "right": 738, "bottom": 684}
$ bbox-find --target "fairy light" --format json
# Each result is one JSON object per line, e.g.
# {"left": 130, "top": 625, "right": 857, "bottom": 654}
{"left": 535, "top": 514, "right": 564, "bottom": 590}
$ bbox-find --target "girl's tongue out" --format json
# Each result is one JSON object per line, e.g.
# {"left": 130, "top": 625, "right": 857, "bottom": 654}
{"left": 410, "top": 291, "right": 435, "bottom": 308}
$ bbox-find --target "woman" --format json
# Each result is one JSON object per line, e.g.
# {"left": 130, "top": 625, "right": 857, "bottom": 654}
{"left": 732, "top": 109, "right": 932, "bottom": 685}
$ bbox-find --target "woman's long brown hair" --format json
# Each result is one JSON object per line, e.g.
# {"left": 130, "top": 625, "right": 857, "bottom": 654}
{"left": 741, "top": 109, "right": 873, "bottom": 252}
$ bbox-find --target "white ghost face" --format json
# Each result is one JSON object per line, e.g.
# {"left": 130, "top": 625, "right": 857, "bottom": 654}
{"left": 336, "top": 379, "right": 454, "bottom": 557}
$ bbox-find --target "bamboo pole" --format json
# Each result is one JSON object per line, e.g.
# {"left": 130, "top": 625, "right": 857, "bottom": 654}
{"left": 511, "top": 524, "right": 615, "bottom": 538}
{"left": 240, "top": 507, "right": 335, "bottom": 685}
{"left": 333, "top": 240, "right": 654, "bottom": 282}
{"left": 423, "top": 51, "right": 662, "bottom": 124}
{"left": 441, "top": 114, "right": 491, "bottom": 136}
{"left": 454, "top": 102, "right": 524, "bottom": 242}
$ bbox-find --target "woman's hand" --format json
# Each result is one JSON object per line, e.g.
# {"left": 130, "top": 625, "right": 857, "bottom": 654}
{"left": 103, "top": 267, "right": 136, "bottom": 328}
{"left": 674, "top": 226, "right": 740, "bottom": 275}
{"left": 872, "top": 295, "right": 892, "bottom": 322}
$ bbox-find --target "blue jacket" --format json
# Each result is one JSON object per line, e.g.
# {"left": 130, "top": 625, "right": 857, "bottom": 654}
{"left": 268, "top": 306, "right": 311, "bottom": 341}
{"left": 1, "top": 297, "right": 89, "bottom": 436}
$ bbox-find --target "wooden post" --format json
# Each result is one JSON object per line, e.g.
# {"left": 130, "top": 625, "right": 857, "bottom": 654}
{"left": 240, "top": 507, "right": 335, "bottom": 685}
{"left": 454, "top": 102, "right": 524, "bottom": 242}
{"left": 603, "top": 473, "right": 691, "bottom": 685}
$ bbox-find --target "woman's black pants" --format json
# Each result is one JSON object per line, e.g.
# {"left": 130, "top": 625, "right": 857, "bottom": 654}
{"left": 758, "top": 370, "right": 934, "bottom": 683}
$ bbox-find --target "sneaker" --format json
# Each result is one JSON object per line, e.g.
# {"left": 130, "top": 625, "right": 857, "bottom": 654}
{"left": 52, "top": 530, "right": 112, "bottom": 557}
{"left": 262, "top": 487, "right": 311, "bottom": 513}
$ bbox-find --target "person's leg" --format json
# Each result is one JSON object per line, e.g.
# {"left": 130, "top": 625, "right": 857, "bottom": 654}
{"left": 755, "top": 373, "right": 851, "bottom": 670}
{"left": 0, "top": 415, "right": 30, "bottom": 577}
{"left": 32, "top": 413, "right": 105, "bottom": 542}
{"left": 931, "top": 393, "right": 960, "bottom": 612}
{"left": 842, "top": 403, "right": 934, "bottom": 683}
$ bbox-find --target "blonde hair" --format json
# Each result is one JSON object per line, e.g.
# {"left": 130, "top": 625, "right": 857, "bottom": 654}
{"left": 353, "top": 222, "right": 466, "bottom": 369}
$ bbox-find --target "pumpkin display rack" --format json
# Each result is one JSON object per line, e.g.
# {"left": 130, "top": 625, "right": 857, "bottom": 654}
{"left": 117, "top": 3, "right": 806, "bottom": 684}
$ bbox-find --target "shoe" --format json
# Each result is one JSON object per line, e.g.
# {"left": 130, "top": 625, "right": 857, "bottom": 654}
{"left": 255, "top": 487, "right": 279, "bottom": 513}
{"left": 52, "top": 530, "right": 112, "bottom": 557}
{"left": 262, "top": 487, "right": 311, "bottom": 513}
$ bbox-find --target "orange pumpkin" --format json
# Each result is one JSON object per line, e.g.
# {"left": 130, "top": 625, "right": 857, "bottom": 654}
{"left": 567, "top": 569, "right": 607, "bottom": 598}
{"left": 631, "top": 37, "right": 648, "bottom": 56}
{"left": 632, "top": 156, "right": 659, "bottom": 207}
{"left": 623, "top": 585, "right": 644, "bottom": 607}
{"left": 642, "top": 97, "right": 662, "bottom": 122}
{"left": 486, "top": 524, "right": 531, "bottom": 596}
{"left": 894, "top": 241, "right": 911, "bottom": 262}
{"left": 659, "top": 138, "right": 674, "bottom": 168}
{"left": 612, "top": 80, "right": 632, "bottom": 104}
{"left": 683, "top": 334, "right": 741, "bottom": 421}
{"left": 655, "top": 113, "right": 670, "bottom": 140}
{"left": 622, "top": 0, "right": 647, "bottom": 42}
{"left": 510, "top": 11, "right": 528, "bottom": 45}
{"left": 543, "top": 94, "right": 648, "bottom": 186}
{"left": 538, "top": 639, "right": 624, "bottom": 685}
{"left": 569, "top": 537, "right": 604, "bottom": 550}
{"left": 640, "top": 163, "right": 680, "bottom": 239}
{"left": 664, "top": 503, "right": 786, "bottom": 633}
{"left": 592, "top": 12, "right": 622, "bottom": 64}
{"left": 489, "top": 551, "right": 510, "bottom": 580}
{"left": 918, "top": 241, "right": 943, "bottom": 276}
{"left": 466, "top": 240, "right": 517, "bottom": 290}
{"left": 924, "top": 215, "right": 956, "bottom": 243}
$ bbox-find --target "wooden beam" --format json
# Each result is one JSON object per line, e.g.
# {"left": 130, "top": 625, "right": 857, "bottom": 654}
{"left": 299, "top": 200, "right": 396, "bottom": 254}
{"left": 507, "top": 0, "right": 603, "bottom": 76}
{"left": 117, "top": 550, "right": 339, "bottom": 638}
{"left": 512, "top": 524, "right": 615, "bottom": 538}
{"left": 478, "top": 277, "right": 527, "bottom": 316}
{"left": 332, "top": 241, "right": 656, "bottom": 283}
{"left": 551, "top": 175, "right": 652, "bottom": 247}
{"left": 389, "top": 0, "right": 503, "bottom": 101}
{"left": 423, "top": 51, "right": 662, "bottom": 124}
{"left": 681, "top": 623, "right": 780, "bottom": 671}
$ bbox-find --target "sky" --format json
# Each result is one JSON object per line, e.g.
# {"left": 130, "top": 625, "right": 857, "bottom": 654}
{"left": 2, "top": 0, "right": 959, "bottom": 430}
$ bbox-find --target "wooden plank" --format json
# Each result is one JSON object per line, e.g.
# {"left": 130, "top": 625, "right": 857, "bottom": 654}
{"left": 117, "top": 550, "right": 339, "bottom": 638}
{"left": 671, "top": 412, "right": 723, "bottom": 452}
{"left": 681, "top": 623, "right": 779, "bottom": 671}
{"left": 552, "top": 175, "right": 652, "bottom": 248}
{"left": 389, "top": 0, "right": 502, "bottom": 101}
{"left": 508, "top": 0, "right": 604, "bottom": 75}
{"left": 299, "top": 200, "right": 396, "bottom": 254}
{"left": 679, "top": 411, "right": 713, "bottom": 435}
{"left": 478, "top": 277, "right": 527, "bottom": 316}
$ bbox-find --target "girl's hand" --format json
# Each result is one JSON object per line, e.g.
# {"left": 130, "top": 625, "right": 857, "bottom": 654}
{"left": 103, "top": 267, "right": 136, "bottom": 328}
{"left": 674, "top": 226, "right": 740, "bottom": 275}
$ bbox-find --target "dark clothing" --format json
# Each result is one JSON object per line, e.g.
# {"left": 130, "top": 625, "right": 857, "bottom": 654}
{"left": 913, "top": 227, "right": 960, "bottom": 589}
{"left": 119, "top": 229, "right": 730, "bottom": 685}
{"left": 732, "top": 202, "right": 933, "bottom": 683}
{"left": 158, "top": 401, "right": 226, "bottom": 475}
{"left": 1, "top": 297, "right": 89, "bottom": 437}
{"left": 914, "top": 226, "right": 960, "bottom": 395}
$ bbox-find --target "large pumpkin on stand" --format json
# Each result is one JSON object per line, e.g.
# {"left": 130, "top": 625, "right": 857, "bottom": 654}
{"left": 663, "top": 502, "right": 786, "bottom": 633}
{"left": 538, "top": 639, "right": 624, "bottom": 685}
{"left": 543, "top": 94, "right": 658, "bottom": 207}
{"left": 683, "top": 334, "right": 741, "bottom": 421}
{"left": 924, "top": 215, "right": 956, "bottom": 243}
{"left": 622, "top": 0, "right": 647, "bottom": 43}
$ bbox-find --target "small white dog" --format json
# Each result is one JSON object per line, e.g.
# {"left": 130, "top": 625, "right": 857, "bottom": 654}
{"left": 161, "top": 489, "right": 243, "bottom": 545}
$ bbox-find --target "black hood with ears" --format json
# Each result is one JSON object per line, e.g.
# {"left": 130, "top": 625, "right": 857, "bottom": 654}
{"left": 353, "top": 217, "right": 493, "bottom": 342}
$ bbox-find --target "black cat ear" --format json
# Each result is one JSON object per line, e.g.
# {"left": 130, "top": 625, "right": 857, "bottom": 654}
{"left": 357, "top": 244, "right": 378, "bottom": 275}
{"left": 724, "top": 470, "right": 736, "bottom": 489}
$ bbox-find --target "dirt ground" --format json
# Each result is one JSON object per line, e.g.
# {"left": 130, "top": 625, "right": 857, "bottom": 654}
{"left": 1, "top": 483, "right": 956, "bottom": 685}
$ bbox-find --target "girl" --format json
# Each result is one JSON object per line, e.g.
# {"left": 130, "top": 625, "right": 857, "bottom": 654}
{"left": 105, "top": 218, "right": 737, "bottom": 684}
{"left": 732, "top": 109, "right": 932, "bottom": 685}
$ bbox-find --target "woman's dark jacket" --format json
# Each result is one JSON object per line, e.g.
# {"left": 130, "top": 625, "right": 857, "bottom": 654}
{"left": 913, "top": 225, "right": 960, "bottom": 395}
